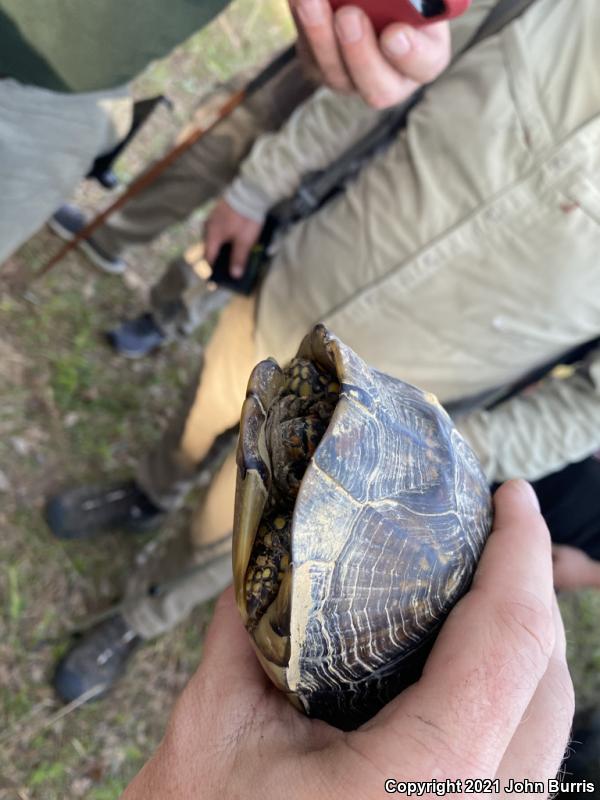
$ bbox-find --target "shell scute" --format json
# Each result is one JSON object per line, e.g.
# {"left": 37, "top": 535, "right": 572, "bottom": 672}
{"left": 235, "top": 326, "right": 493, "bottom": 729}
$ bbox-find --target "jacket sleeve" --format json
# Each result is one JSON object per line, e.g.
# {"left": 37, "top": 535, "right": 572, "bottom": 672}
{"left": 455, "top": 349, "right": 600, "bottom": 484}
{"left": 224, "top": 87, "right": 383, "bottom": 220}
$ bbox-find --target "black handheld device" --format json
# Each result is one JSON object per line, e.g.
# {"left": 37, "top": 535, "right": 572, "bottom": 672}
{"left": 210, "top": 216, "right": 277, "bottom": 295}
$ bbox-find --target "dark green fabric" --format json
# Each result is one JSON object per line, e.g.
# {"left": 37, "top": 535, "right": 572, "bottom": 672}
{"left": 0, "top": 0, "right": 231, "bottom": 93}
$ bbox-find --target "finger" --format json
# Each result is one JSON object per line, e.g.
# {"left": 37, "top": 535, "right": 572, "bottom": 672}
{"left": 552, "top": 545, "right": 562, "bottom": 562}
{"left": 358, "top": 481, "right": 556, "bottom": 778}
{"left": 496, "top": 595, "right": 574, "bottom": 788}
{"left": 230, "top": 235, "right": 255, "bottom": 279}
{"left": 291, "top": 0, "right": 353, "bottom": 92}
{"left": 294, "top": 25, "right": 323, "bottom": 83}
{"left": 334, "top": 8, "right": 419, "bottom": 108}
{"left": 204, "top": 220, "right": 225, "bottom": 266}
{"left": 193, "top": 587, "right": 267, "bottom": 693}
{"left": 380, "top": 21, "right": 450, "bottom": 87}
{"left": 155, "top": 592, "right": 272, "bottom": 796}
{"left": 163, "top": 587, "right": 269, "bottom": 773}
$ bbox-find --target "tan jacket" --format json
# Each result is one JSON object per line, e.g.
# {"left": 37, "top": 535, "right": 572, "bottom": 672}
{"left": 227, "top": 0, "right": 600, "bottom": 484}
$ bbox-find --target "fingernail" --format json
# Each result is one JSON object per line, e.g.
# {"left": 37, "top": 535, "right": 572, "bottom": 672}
{"left": 517, "top": 480, "right": 541, "bottom": 512}
{"left": 231, "top": 264, "right": 243, "bottom": 279}
{"left": 335, "top": 8, "right": 364, "bottom": 43}
{"left": 383, "top": 30, "right": 411, "bottom": 56}
{"left": 297, "top": 0, "right": 326, "bottom": 26}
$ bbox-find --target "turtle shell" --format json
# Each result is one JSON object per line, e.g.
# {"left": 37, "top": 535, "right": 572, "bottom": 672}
{"left": 233, "top": 325, "right": 492, "bottom": 730}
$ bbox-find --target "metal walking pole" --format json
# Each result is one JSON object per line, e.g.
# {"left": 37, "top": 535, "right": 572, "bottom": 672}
{"left": 33, "top": 45, "right": 296, "bottom": 282}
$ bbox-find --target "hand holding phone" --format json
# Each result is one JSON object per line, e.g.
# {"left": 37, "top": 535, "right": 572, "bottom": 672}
{"left": 210, "top": 216, "right": 277, "bottom": 296}
{"left": 292, "top": 0, "right": 458, "bottom": 109}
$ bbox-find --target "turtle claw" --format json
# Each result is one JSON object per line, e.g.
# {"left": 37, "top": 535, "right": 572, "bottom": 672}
{"left": 233, "top": 465, "right": 268, "bottom": 621}
{"left": 252, "top": 570, "right": 293, "bottom": 692}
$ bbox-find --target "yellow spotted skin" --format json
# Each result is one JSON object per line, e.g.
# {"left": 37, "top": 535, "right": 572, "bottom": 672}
{"left": 244, "top": 357, "right": 340, "bottom": 629}
{"left": 285, "top": 358, "right": 340, "bottom": 402}
{"left": 245, "top": 512, "right": 292, "bottom": 630}
{"left": 267, "top": 359, "right": 339, "bottom": 501}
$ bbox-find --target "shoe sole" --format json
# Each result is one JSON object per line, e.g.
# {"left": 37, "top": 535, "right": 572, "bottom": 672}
{"left": 104, "top": 331, "right": 164, "bottom": 360}
{"left": 47, "top": 217, "right": 126, "bottom": 276}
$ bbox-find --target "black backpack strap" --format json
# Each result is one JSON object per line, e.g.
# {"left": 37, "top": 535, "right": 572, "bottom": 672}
{"left": 485, "top": 337, "right": 600, "bottom": 412}
{"left": 472, "top": 0, "right": 540, "bottom": 39}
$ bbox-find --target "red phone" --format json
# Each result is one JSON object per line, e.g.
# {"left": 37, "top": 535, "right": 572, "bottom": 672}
{"left": 329, "top": 0, "right": 471, "bottom": 32}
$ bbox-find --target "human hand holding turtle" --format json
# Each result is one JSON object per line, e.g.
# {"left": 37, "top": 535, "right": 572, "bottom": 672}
{"left": 122, "top": 481, "right": 573, "bottom": 799}
{"left": 289, "top": 0, "right": 451, "bottom": 108}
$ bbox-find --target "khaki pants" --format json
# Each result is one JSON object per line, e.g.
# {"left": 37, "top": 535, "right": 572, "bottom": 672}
{"left": 124, "top": 0, "right": 600, "bottom": 638}
{"left": 91, "top": 55, "right": 316, "bottom": 339}
{"left": 0, "top": 80, "right": 132, "bottom": 264}
{"left": 125, "top": 296, "right": 258, "bottom": 637}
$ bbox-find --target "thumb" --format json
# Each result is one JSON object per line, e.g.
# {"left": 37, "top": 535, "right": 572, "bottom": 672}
{"left": 380, "top": 21, "right": 450, "bottom": 85}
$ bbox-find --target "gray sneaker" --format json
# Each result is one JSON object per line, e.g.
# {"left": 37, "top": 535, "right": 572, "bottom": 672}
{"left": 53, "top": 614, "right": 141, "bottom": 704}
{"left": 48, "top": 204, "right": 126, "bottom": 275}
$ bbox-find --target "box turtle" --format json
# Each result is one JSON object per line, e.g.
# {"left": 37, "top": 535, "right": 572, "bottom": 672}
{"left": 233, "top": 325, "right": 493, "bottom": 730}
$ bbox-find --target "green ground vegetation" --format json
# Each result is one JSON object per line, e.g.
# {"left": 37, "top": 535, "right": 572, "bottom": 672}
{"left": 0, "top": 2, "right": 291, "bottom": 797}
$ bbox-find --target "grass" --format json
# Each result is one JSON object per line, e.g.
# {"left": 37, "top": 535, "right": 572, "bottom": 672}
{"left": 0, "top": 2, "right": 292, "bottom": 797}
